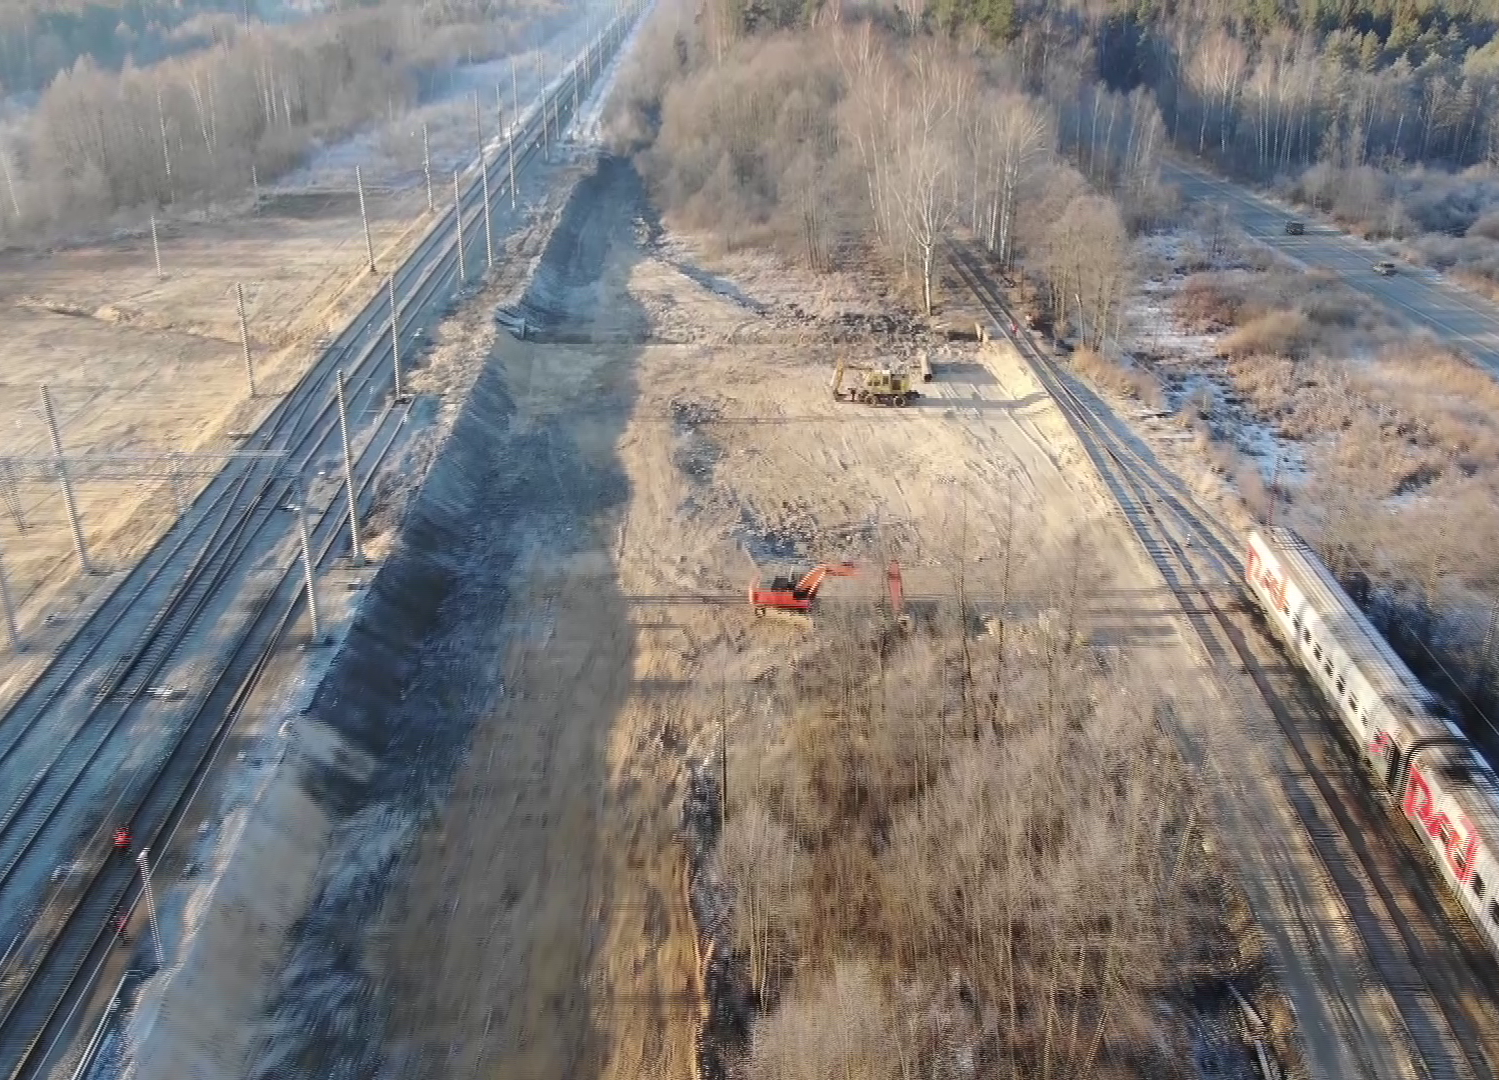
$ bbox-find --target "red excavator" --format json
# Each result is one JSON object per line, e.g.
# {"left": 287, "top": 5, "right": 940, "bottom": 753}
{"left": 748, "top": 559, "right": 908, "bottom": 626}
{"left": 749, "top": 562, "right": 857, "bottom": 616}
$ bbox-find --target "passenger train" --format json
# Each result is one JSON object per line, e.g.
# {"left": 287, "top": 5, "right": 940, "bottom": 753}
{"left": 1245, "top": 528, "right": 1499, "bottom": 955}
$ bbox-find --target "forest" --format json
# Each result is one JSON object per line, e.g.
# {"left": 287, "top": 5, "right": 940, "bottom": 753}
{"left": 0, "top": 1, "right": 255, "bottom": 98}
{"left": 0, "top": 0, "right": 568, "bottom": 236}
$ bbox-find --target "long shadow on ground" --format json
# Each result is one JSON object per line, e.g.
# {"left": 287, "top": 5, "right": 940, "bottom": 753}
{"left": 244, "top": 155, "right": 650, "bottom": 1080}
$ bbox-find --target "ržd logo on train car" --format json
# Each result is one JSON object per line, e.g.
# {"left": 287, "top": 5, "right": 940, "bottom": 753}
{"left": 1371, "top": 732, "right": 1479, "bottom": 882}
{"left": 1245, "top": 544, "right": 1288, "bottom": 612}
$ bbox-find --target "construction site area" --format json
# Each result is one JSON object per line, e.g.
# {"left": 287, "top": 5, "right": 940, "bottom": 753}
{"left": 4, "top": 4, "right": 1499, "bottom": 1080}
{"left": 202, "top": 153, "right": 1292, "bottom": 1080}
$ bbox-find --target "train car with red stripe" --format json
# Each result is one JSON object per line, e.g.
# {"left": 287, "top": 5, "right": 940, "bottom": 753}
{"left": 1245, "top": 527, "right": 1499, "bottom": 956}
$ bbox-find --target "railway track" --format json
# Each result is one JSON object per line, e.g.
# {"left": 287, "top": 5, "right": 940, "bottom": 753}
{"left": 0, "top": 14, "right": 641, "bottom": 1079}
{"left": 951, "top": 243, "right": 1499, "bottom": 1080}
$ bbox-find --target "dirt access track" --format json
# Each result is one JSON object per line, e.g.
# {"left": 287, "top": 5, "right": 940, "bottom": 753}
{"left": 205, "top": 148, "right": 1289, "bottom": 1079}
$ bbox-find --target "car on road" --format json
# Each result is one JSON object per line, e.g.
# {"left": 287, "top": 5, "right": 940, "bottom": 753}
{"left": 1373, "top": 259, "right": 1397, "bottom": 276}
{"left": 1285, "top": 220, "right": 1305, "bottom": 235}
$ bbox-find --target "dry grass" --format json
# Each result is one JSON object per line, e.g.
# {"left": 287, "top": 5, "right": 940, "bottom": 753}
{"left": 1071, "top": 345, "right": 1167, "bottom": 410}
{"left": 1174, "top": 279, "right": 1243, "bottom": 331}
{"left": 1150, "top": 248, "right": 1499, "bottom": 736}
{"left": 1217, "top": 310, "right": 1311, "bottom": 359}
{"left": 712, "top": 544, "right": 1246, "bottom": 1080}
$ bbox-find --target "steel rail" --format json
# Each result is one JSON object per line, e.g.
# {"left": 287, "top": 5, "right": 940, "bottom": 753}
{"left": 0, "top": 19, "right": 635, "bottom": 1078}
{"left": 953, "top": 243, "right": 1499, "bottom": 1080}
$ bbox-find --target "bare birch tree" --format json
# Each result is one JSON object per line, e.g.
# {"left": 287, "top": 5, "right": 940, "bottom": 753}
{"left": 985, "top": 92, "right": 1051, "bottom": 266}
{"left": 887, "top": 43, "right": 967, "bottom": 313}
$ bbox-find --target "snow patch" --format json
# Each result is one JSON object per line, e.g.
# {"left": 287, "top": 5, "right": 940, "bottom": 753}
{"left": 1125, "top": 227, "right": 1305, "bottom": 484}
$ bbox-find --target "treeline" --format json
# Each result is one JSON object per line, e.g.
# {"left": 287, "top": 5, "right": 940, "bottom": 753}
{"left": 843, "top": 0, "right": 1499, "bottom": 180}
{"left": 0, "top": 0, "right": 567, "bottom": 238}
{"left": 0, "top": 1, "right": 250, "bottom": 98}
{"left": 1137, "top": 25, "right": 1499, "bottom": 177}
{"left": 613, "top": 0, "right": 1168, "bottom": 336}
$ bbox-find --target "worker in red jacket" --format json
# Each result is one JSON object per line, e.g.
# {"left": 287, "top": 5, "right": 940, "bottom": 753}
{"left": 113, "top": 825, "right": 132, "bottom": 855}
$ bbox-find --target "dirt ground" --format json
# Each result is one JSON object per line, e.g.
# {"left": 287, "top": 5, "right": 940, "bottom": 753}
{"left": 355, "top": 153, "right": 1252, "bottom": 1080}
{"left": 0, "top": 18, "right": 595, "bottom": 705}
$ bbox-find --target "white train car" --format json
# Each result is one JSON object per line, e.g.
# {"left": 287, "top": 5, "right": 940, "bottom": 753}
{"left": 1245, "top": 527, "right": 1499, "bottom": 956}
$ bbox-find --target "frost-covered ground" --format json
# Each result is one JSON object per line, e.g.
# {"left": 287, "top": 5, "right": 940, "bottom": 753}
{"left": 273, "top": 5, "right": 612, "bottom": 196}
{"left": 1096, "top": 229, "right": 1309, "bottom": 502}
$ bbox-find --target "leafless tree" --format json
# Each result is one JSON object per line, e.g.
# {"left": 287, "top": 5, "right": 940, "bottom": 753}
{"left": 1189, "top": 30, "right": 1247, "bottom": 154}
{"left": 747, "top": 962, "right": 901, "bottom": 1080}
{"left": 716, "top": 800, "right": 806, "bottom": 1001}
{"left": 887, "top": 43, "right": 968, "bottom": 313}
{"left": 984, "top": 92, "right": 1051, "bottom": 266}
{"left": 1037, "top": 192, "right": 1130, "bottom": 347}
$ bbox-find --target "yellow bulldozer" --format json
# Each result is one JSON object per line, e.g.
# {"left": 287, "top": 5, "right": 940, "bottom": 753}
{"left": 831, "top": 359, "right": 920, "bottom": 407}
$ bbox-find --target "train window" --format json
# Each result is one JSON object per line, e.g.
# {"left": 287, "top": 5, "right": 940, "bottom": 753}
{"left": 1337, "top": 677, "right": 1346, "bottom": 695}
{"left": 1474, "top": 873, "right": 1486, "bottom": 900}
{"left": 1491, "top": 899, "right": 1499, "bottom": 926}
{"left": 1324, "top": 661, "right": 1333, "bottom": 677}
{"left": 1303, "top": 627, "right": 1312, "bottom": 644}
{"left": 1294, "top": 617, "right": 1302, "bottom": 633}
{"left": 1314, "top": 644, "right": 1322, "bottom": 661}
{"left": 1349, "top": 697, "right": 1359, "bottom": 716}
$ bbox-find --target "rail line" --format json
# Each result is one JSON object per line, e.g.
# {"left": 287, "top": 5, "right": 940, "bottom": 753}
{"left": 952, "top": 243, "right": 1499, "bottom": 1080}
{"left": 0, "top": 14, "right": 640, "bottom": 1079}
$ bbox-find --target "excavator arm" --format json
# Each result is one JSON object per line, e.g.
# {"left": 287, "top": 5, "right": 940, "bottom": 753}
{"left": 831, "top": 359, "right": 863, "bottom": 399}
{"left": 794, "top": 561, "right": 858, "bottom": 597}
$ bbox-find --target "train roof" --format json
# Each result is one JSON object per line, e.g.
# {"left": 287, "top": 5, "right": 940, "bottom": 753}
{"left": 1262, "top": 528, "right": 1452, "bottom": 733}
{"left": 1262, "top": 528, "right": 1499, "bottom": 837}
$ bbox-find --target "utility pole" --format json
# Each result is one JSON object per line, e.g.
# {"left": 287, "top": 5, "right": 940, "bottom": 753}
{"left": 157, "top": 85, "right": 174, "bottom": 205}
{"left": 296, "top": 476, "right": 321, "bottom": 641}
{"left": 512, "top": 60, "right": 520, "bottom": 131}
{"left": 388, "top": 274, "right": 403, "bottom": 401}
{"left": 150, "top": 215, "right": 163, "bottom": 279}
{"left": 1267, "top": 453, "right": 1282, "bottom": 527}
{"left": 572, "top": 59, "right": 579, "bottom": 125}
{"left": 136, "top": 849, "right": 165, "bottom": 970}
{"left": 508, "top": 112, "right": 518, "bottom": 211}
{"left": 0, "top": 543, "right": 19, "bottom": 652}
{"left": 356, "top": 165, "right": 376, "bottom": 274}
{"left": 0, "top": 465, "right": 23, "bottom": 532}
{"left": 473, "top": 91, "right": 484, "bottom": 158}
{"left": 236, "top": 282, "right": 257, "bottom": 397}
{"left": 453, "top": 170, "right": 466, "bottom": 286}
{"left": 1482, "top": 603, "right": 1499, "bottom": 692}
{"left": 480, "top": 151, "right": 494, "bottom": 271}
{"left": 422, "top": 121, "right": 434, "bottom": 213}
{"left": 335, "top": 369, "right": 364, "bottom": 566}
{"left": 540, "top": 57, "right": 550, "bottom": 161}
{"left": 476, "top": 96, "right": 493, "bottom": 269}
{"left": 719, "top": 683, "right": 728, "bottom": 826}
{"left": 168, "top": 452, "right": 187, "bottom": 515}
{"left": 251, "top": 163, "right": 260, "bottom": 212}
{"left": 40, "top": 385, "right": 89, "bottom": 574}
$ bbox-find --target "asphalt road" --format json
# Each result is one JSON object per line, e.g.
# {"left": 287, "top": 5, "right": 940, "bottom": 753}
{"left": 1161, "top": 157, "right": 1499, "bottom": 372}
